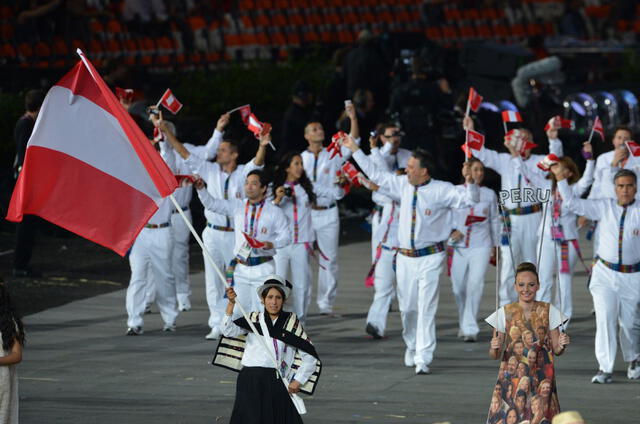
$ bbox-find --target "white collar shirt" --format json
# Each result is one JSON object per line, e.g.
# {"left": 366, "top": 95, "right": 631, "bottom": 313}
{"left": 589, "top": 150, "right": 640, "bottom": 200}
{"left": 558, "top": 180, "right": 640, "bottom": 265}
{"left": 353, "top": 149, "right": 478, "bottom": 249}
{"left": 197, "top": 189, "right": 291, "bottom": 258}
{"left": 301, "top": 143, "right": 355, "bottom": 207}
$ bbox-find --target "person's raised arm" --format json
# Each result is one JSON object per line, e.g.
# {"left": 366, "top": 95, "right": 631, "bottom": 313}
{"left": 438, "top": 163, "right": 479, "bottom": 207}
{"left": 346, "top": 101, "right": 359, "bottom": 141}
{"left": 573, "top": 142, "right": 595, "bottom": 197}
{"left": 252, "top": 131, "right": 271, "bottom": 167}
{"left": 546, "top": 117, "right": 564, "bottom": 157}
{"left": 155, "top": 114, "right": 190, "bottom": 160}
{"left": 343, "top": 134, "right": 404, "bottom": 194}
{"left": 221, "top": 287, "right": 249, "bottom": 337}
{"left": 463, "top": 115, "right": 508, "bottom": 175}
{"left": 194, "top": 178, "right": 235, "bottom": 216}
{"left": 552, "top": 164, "right": 604, "bottom": 221}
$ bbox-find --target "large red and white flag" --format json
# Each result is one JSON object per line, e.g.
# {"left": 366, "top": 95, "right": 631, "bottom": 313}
{"left": 502, "top": 110, "right": 522, "bottom": 123}
{"left": 6, "top": 51, "right": 177, "bottom": 256}
{"left": 158, "top": 88, "right": 183, "bottom": 114}
{"left": 592, "top": 116, "right": 605, "bottom": 141}
{"left": 467, "top": 87, "right": 483, "bottom": 113}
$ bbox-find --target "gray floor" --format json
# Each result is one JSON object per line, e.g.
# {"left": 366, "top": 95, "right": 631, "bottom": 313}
{"left": 19, "top": 238, "right": 640, "bottom": 423}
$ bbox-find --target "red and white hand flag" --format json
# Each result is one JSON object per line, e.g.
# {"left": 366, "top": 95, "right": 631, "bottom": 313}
{"left": 340, "top": 162, "right": 361, "bottom": 187}
{"left": 6, "top": 50, "right": 178, "bottom": 256}
{"left": 465, "top": 215, "right": 487, "bottom": 226}
{"left": 626, "top": 141, "right": 640, "bottom": 157}
{"left": 245, "top": 113, "right": 271, "bottom": 139}
{"left": 467, "top": 87, "right": 483, "bottom": 113}
{"left": 327, "top": 131, "right": 346, "bottom": 159}
{"left": 544, "top": 115, "right": 574, "bottom": 132}
{"left": 115, "top": 87, "right": 134, "bottom": 102}
{"left": 158, "top": 88, "right": 183, "bottom": 114}
{"left": 238, "top": 105, "right": 252, "bottom": 124}
{"left": 243, "top": 232, "right": 265, "bottom": 249}
{"left": 461, "top": 129, "right": 485, "bottom": 158}
{"left": 537, "top": 153, "right": 560, "bottom": 172}
{"left": 592, "top": 116, "right": 605, "bottom": 141}
{"left": 506, "top": 129, "right": 538, "bottom": 156}
{"left": 501, "top": 110, "right": 522, "bottom": 123}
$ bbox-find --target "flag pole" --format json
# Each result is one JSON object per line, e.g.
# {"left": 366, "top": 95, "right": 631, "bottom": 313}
{"left": 464, "top": 99, "right": 471, "bottom": 163}
{"left": 587, "top": 121, "right": 596, "bottom": 144}
{"left": 228, "top": 104, "right": 250, "bottom": 114}
{"left": 155, "top": 89, "right": 169, "bottom": 109}
{"left": 167, "top": 193, "right": 305, "bottom": 413}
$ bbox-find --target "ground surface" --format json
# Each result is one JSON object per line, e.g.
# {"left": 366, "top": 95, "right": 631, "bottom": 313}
{"left": 3, "top": 228, "right": 640, "bottom": 423}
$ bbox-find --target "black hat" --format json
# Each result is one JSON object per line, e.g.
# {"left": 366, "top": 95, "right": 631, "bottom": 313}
{"left": 256, "top": 274, "right": 292, "bottom": 298}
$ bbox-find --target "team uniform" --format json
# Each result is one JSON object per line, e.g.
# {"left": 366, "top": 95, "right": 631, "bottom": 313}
{"left": 449, "top": 184, "right": 499, "bottom": 339}
{"left": 301, "top": 143, "right": 352, "bottom": 314}
{"left": 558, "top": 179, "right": 640, "bottom": 379}
{"left": 187, "top": 129, "right": 262, "bottom": 335}
{"left": 514, "top": 157, "right": 595, "bottom": 323}
{"left": 352, "top": 148, "right": 478, "bottom": 371}
{"left": 365, "top": 145, "right": 403, "bottom": 337}
{"left": 196, "top": 188, "right": 291, "bottom": 314}
{"left": 274, "top": 182, "right": 343, "bottom": 323}
{"left": 471, "top": 137, "right": 561, "bottom": 305}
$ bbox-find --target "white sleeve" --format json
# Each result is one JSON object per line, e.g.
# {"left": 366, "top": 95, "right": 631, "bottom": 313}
{"left": 485, "top": 307, "right": 506, "bottom": 333}
{"left": 197, "top": 187, "right": 235, "bottom": 216}
{"left": 202, "top": 129, "right": 224, "bottom": 160}
{"left": 221, "top": 314, "right": 248, "bottom": 337}
{"left": 472, "top": 147, "right": 509, "bottom": 176}
{"left": 549, "top": 304, "right": 568, "bottom": 330}
{"left": 293, "top": 350, "right": 317, "bottom": 385}
{"left": 352, "top": 149, "right": 405, "bottom": 195}
{"left": 548, "top": 137, "right": 564, "bottom": 157}
{"left": 572, "top": 159, "right": 595, "bottom": 197}
{"left": 557, "top": 180, "right": 604, "bottom": 221}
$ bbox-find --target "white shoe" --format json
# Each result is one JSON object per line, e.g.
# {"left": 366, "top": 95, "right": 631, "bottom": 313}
{"left": 205, "top": 327, "right": 222, "bottom": 340}
{"left": 627, "top": 360, "right": 640, "bottom": 380}
{"left": 126, "top": 326, "right": 143, "bottom": 336}
{"left": 178, "top": 304, "right": 191, "bottom": 312}
{"left": 404, "top": 349, "right": 415, "bottom": 367}
{"left": 591, "top": 370, "right": 612, "bottom": 384}
{"left": 162, "top": 323, "right": 176, "bottom": 332}
{"left": 415, "top": 364, "right": 431, "bottom": 375}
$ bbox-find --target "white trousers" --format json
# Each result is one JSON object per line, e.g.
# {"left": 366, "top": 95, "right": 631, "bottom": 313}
{"left": 275, "top": 243, "right": 312, "bottom": 323}
{"left": 370, "top": 209, "right": 383, "bottom": 262}
{"left": 203, "top": 226, "right": 235, "bottom": 329}
{"left": 396, "top": 251, "right": 445, "bottom": 366}
{"left": 171, "top": 209, "right": 192, "bottom": 308}
{"left": 536, "top": 236, "right": 578, "bottom": 323}
{"left": 311, "top": 207, "right": 340, "bottom": 313}
{"left": 450, "top": 246, "right": 491, "bottom": 337}
{"left": 126, "top": 227, "right": 178, "bottom": 328}
{"left": 366, "top": 247, "right": 396, "bottom": 336}
{"left": 232, "top": 260, "right": 275, "bottom": 318}
{"left": 589, "top": 262, "right": 640, "bottom": 373}
{"left": 499, "top": 212, "right": 541, "bottom": 305}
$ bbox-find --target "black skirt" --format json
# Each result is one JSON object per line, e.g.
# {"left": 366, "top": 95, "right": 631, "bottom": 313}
{"left": 230, "top": 367, "right": 304, "bottom": 424}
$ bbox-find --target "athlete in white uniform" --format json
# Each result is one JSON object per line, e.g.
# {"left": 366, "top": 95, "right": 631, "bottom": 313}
{"left": 448, "top": 157, "right": 499, "bottom": 342}
{"left": 554, "top": 166, "right": 640, "bottom": 384}
{"left": 345, "top": 135, "right": 479, "bottom": 374}
{"left": 195, "top": 170, "right": 291, "bottom": 314}
{"left": 272, "top": 152, "right": 344, "bottom": 323}
{"left": 464, "top": 116, "right": 562, "bottom": 305}
{"left": 159, "top": 118, "right": 268, "bottom": 339}
{"left": 300, "top": 102, "right": 359, "bottom": 314}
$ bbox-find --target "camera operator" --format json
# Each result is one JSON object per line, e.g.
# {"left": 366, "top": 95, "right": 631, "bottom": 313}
{"left": 388, "top": 56, "right": 453, "bottom": 155}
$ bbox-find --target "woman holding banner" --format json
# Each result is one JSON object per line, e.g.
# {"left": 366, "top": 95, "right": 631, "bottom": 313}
{"left": 214, "top": 276, "right": 321, "bottom": 424}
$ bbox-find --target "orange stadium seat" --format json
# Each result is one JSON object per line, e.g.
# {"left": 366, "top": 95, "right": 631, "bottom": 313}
{"left": 0, "top": 43, "right": 16, "bottom": 64}
{"left": 0, "top": 23, "right": 13, "bottom": 40}
{"left": 272, "top": 12, "right": 287, "bottom": 27}
{"left": 123, "top": 38, "right": 138, "bottom": 65}
{"left": 0, "top": 5, "right": 12, "bottom": 20}
{"left": 106, "top": 19, "right": 124, "bottom": 39}
{"left": 255, "top": 11, "right": 271, "bottom": 27}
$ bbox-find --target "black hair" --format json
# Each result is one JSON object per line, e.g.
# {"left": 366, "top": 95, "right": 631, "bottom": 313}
{"left": 247, "top": 169, "right": 269, "bottom": 188}
{"left": 411, "top": 148, "right": 436, "bottom": 173}
{"left": 378, "top": 121, "right": 400, "bottom": 136}
{"left": 25, "top": 89, "right": 46, "bottom": 112}
{"left": 272, "top": 151, "right": 316, "bottom": 204}
{"left": 0, "top": 280, "right": 26, "bottom": 352}
{"left": 614, "top": 169, "right": 637, "bottom": 184}
{"left": 260, "top": 286, "right": 286, "bottom": 300}
{"left": 613, "top": 125, "right": 633, "bottom": 139}
{"left": 221, "top": 139, "right": 241, "bottom": 154}
{"left": 516, "top": 390, "right": 527, "bottom": 399}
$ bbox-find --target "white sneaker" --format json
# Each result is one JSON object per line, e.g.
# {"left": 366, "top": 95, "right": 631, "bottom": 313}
{"left": 205, "top": 327, "right": 222, "bottom": 340}
{"left": 126, "top": 326, "right": 143, "bottom": 336}
{"left": 627, "top": 360, "right": 640, "bottom": 380}
{"left": 591, "top": 370, "right": 612, "bottom": 384}
{"left": 415, "top": 364, "right": 431, "bottom": 375}
{"left": 162, "top": 323, "right": 176, "bottom": 332}
{"left": 404, "top": 349, "right": 415, "bottom": 367}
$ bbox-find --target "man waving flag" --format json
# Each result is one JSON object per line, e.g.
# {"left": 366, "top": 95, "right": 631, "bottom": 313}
{"left": 6, "top": 50, "right": 177, "bottom": 256}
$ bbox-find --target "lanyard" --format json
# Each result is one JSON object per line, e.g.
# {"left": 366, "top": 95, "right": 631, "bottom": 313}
{"left": 312, "top": 154, "right": 318, "bottom": 182}
{"left": 618, "top": 205, "right": 628, "bottom": 265}
{"left": 410, "top": 179, "right": 430, "bottom": 249}
{"left": 244, "top": 199, "right": 265, "bottom": 237}
{"left": 288, "top": 182, "right": 299, "bottom": 243}
{"left": 465, "top": 207, "right": 474, "bottom": 248}
{"left": 224, "top": 174, "right": 231, "bottom": 228}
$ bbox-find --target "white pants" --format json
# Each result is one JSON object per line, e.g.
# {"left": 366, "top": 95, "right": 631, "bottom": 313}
{"left": 500, "top": 212, "right": 541, "bottom": 305}
{"left": 589, "top": 262, "right": 640, "bottom": 373}
{"left": 450, "top": 246, "right": 491, "bottom": 337}
{"left": 171, "top": 209, "right": 192, "bottom": 309}
{"left": 536, "top": 236, "right": 578, "bottom": 323}
{"left": 312, "top": 207, "right": 340, "bottom": 313}
{"left": 275, "top": 243, "right": 312, "bottom": 323}
{"left": 232, "top": 260, "right": 275, "bottom": 318}
{"left": 396, "top": 251, "right": 445, "bottom": 367}
{"left": 203, "top": 226, "right": 235, "bottom": 329}
{"left": 366, "top": 247, "right": 396, "bottom": 336}
{"left": 126, "top": 227, "right": 178, "bottom": 328}
{"left": 370, "top": 209, "right": 383, "bottom": 262}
